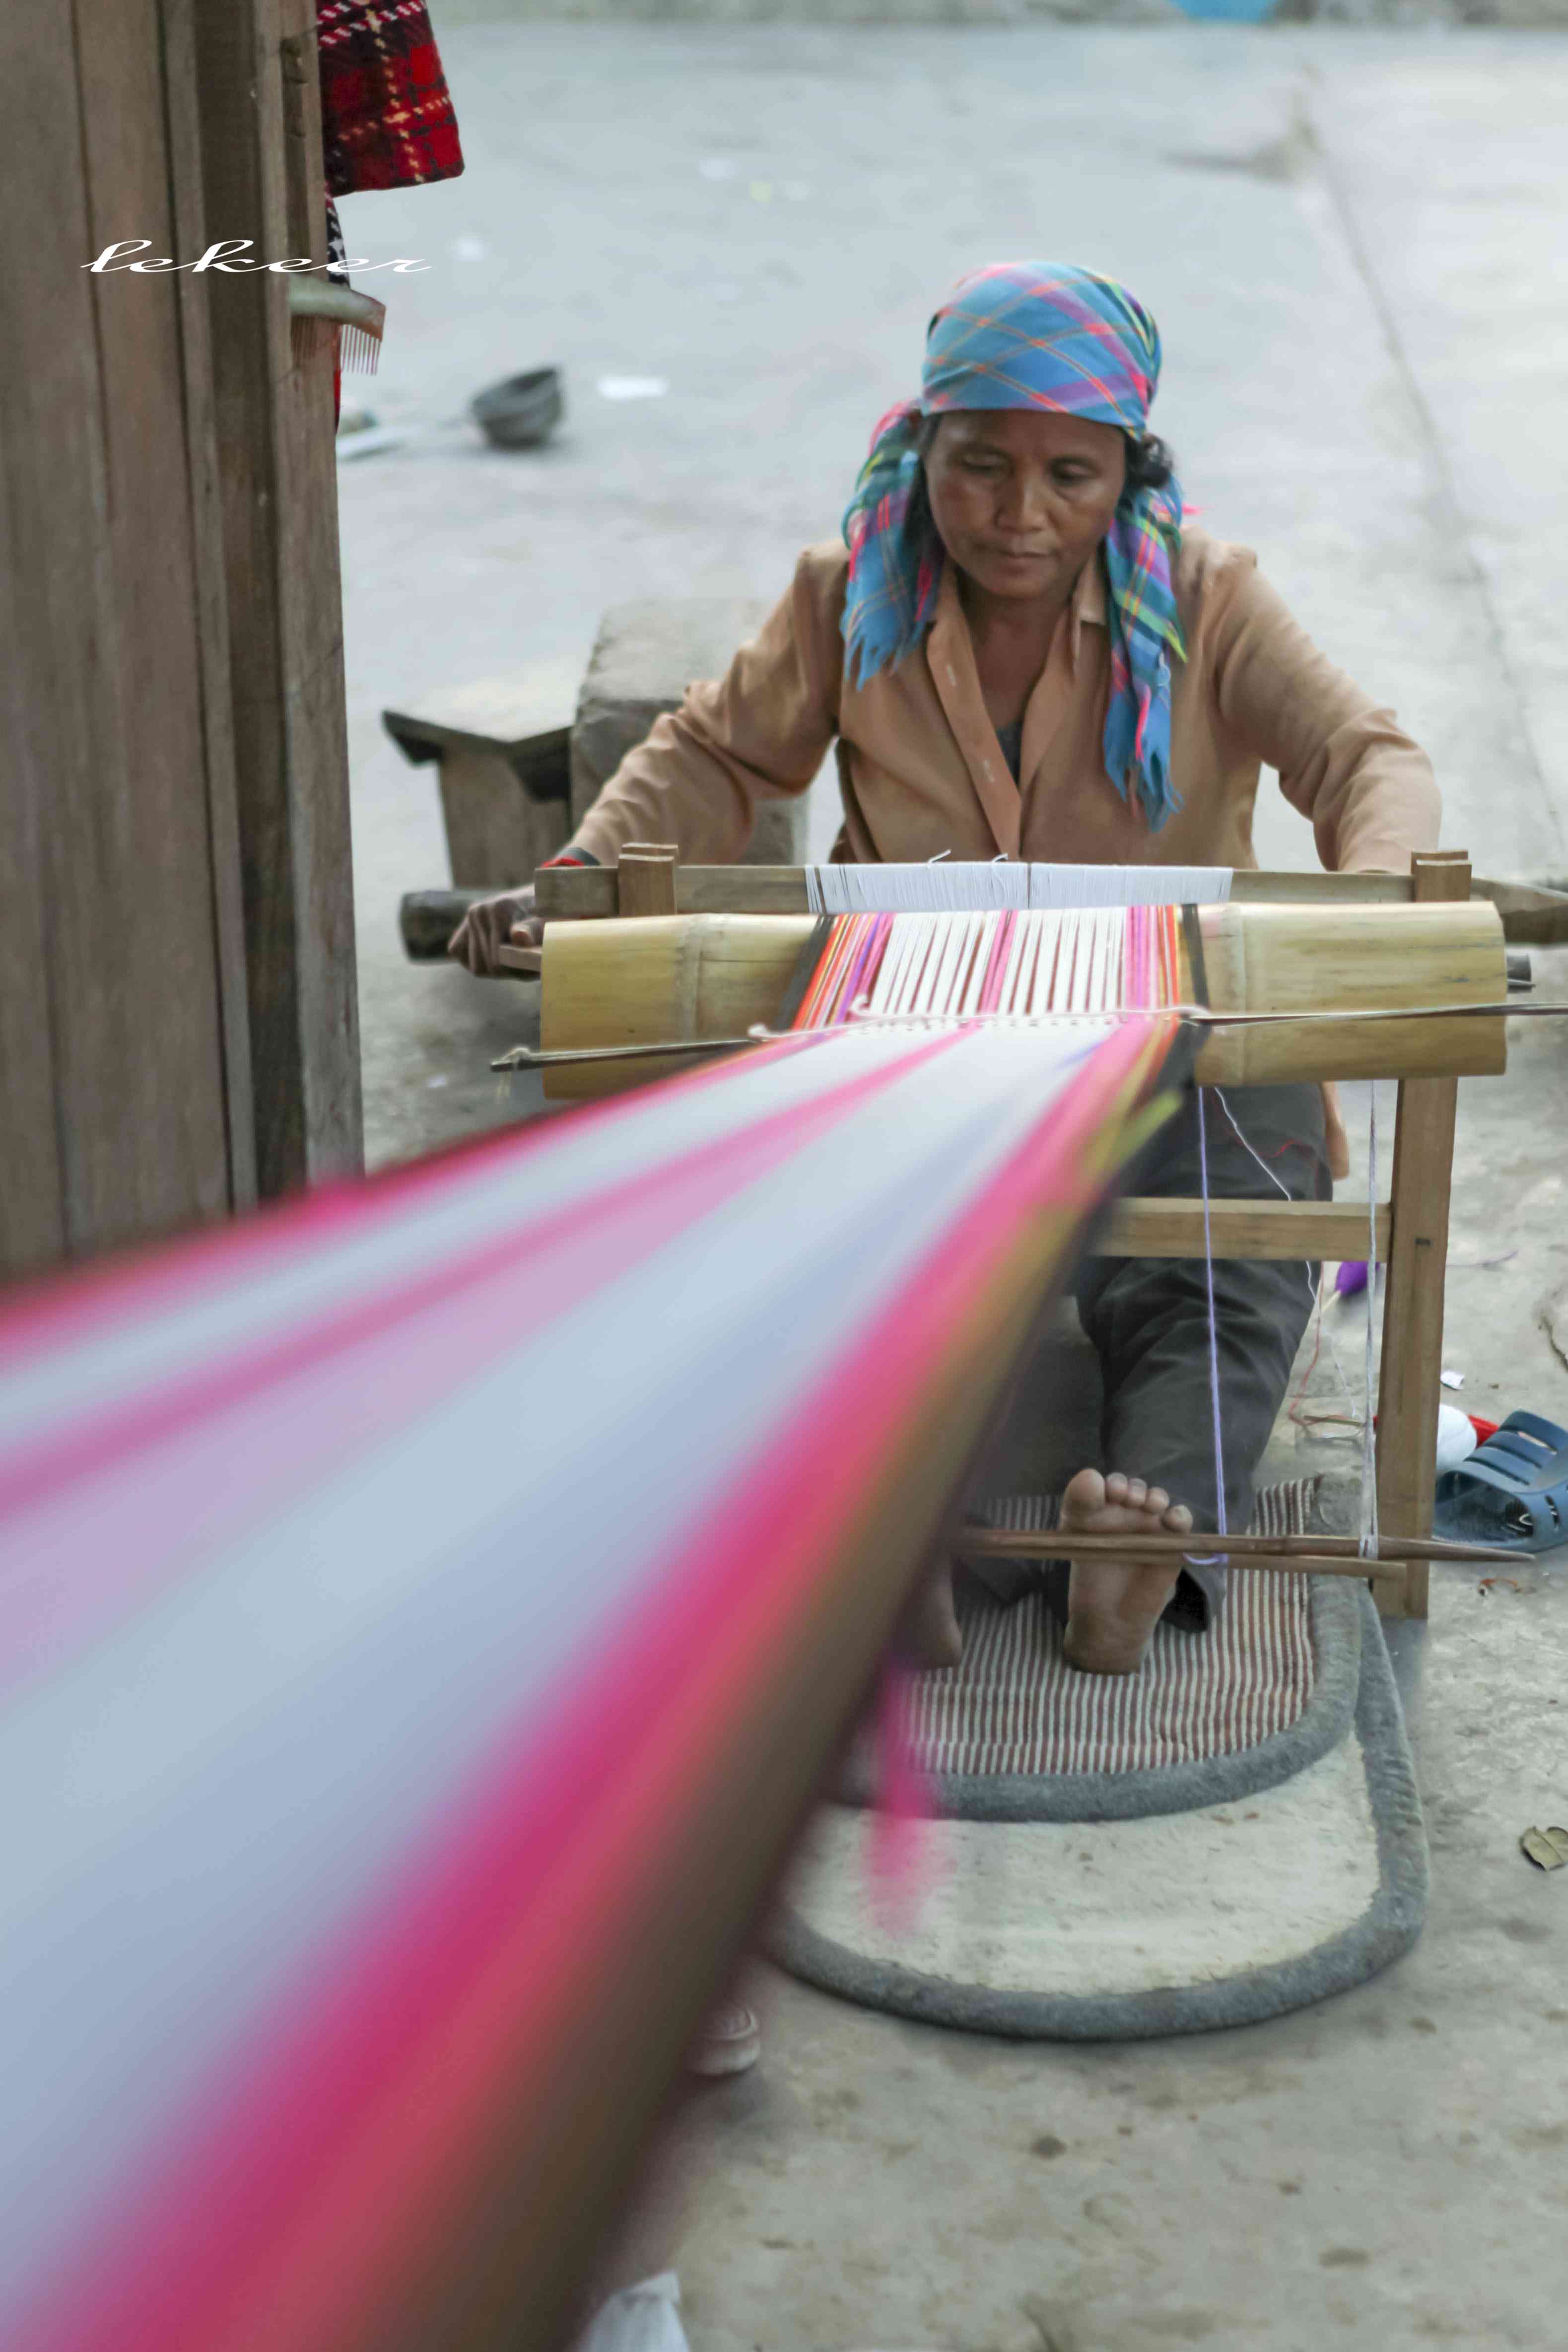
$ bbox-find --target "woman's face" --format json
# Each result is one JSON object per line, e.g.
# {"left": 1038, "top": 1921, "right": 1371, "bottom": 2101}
{"left": 924, "top": 409, "right": 1127, "bottom": 605}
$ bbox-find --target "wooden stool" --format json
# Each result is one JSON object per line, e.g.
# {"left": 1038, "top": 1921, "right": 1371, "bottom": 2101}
{"left": 383, "top": 678, "right": 574, "bottom": 888}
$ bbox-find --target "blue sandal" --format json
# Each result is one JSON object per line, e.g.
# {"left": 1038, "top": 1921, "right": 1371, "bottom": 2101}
{"left": 1434, "top": 1411, "right": 1568, "bottom": 1554}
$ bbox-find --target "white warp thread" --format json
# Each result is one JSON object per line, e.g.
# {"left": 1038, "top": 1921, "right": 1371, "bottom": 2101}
{"left": 1215, "top": 1079, "right": 1379, "bottom": 1548}
{"left": 804, "top": 863, "right": 1233, "bottom": 915}
{"left": 1360, "top": 1093, "right": 1381, "bottom": 1560}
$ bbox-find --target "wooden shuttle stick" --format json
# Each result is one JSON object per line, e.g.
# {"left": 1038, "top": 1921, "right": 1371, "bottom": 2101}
{"left": 958, "top": 1552, "right": 1449, "bottom": 1584}
{"left": 957, "top": 1528, "right": 1514, "bottom": 1565}
{"left": 493, "top": 1036, "right": 747, "bottom": 1070}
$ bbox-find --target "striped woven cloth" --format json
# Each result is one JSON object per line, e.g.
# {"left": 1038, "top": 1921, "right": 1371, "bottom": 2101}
{"left": 914, "top": 1481, "right": 1319, "bottom": 1779}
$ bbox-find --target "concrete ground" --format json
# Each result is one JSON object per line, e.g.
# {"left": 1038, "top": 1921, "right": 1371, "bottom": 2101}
{"left": 335, "top": 25, "right": 1568, "bottom": 2349}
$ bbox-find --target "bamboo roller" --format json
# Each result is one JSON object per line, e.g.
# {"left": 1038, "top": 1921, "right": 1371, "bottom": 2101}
{"left": 538, "top": 901, "right": 1507, "bottom": 1100}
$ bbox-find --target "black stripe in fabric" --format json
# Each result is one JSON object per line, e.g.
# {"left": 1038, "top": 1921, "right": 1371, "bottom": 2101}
{"left": 773, "top": 915, "right": 834, "bottom": 1030}
{"left": 1181, "top": 902, "right": 1210, "bottom": 1007}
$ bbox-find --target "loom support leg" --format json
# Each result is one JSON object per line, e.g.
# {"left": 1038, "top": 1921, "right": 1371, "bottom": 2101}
{"left": 1373, "top": 851, "right": 1471, "bottom": 1620}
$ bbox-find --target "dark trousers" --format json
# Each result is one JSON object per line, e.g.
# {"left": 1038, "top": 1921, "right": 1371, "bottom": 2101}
{"left": 966, "top": 1082, "right": 1330, "bottom": 1633}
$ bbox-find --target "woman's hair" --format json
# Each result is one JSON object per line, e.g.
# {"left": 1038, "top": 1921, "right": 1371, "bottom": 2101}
{"left": 1124, "top": 431, "right": 1176, "bottom": 493}
{"left": 916, "top": 411, "right": 1176, "bottom": 495}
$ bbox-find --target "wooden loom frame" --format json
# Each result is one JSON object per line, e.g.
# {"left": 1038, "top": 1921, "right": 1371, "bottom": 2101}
{"left": 532, "top": 846, "right": 1493, "bottom": 1621}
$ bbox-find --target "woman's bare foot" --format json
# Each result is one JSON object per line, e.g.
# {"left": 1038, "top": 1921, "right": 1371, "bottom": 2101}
{"left": 1059, "top": 1467, "right": 1194, "bottom": 1677}
{"left": 897, "top": 1557, "right": 963, "bottom": 1670}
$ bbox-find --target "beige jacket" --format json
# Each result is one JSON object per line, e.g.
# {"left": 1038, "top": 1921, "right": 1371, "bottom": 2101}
{"left": 569, "top": 526, "right": 1440, "bottom": 877}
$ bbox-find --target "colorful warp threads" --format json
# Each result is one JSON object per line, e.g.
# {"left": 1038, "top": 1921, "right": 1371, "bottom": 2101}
{"left": 0, "top": 1013, "right": 1177, "bottom": 2352}
{"left": 789, "top": 905, "right": 1186, "bottom": 1030}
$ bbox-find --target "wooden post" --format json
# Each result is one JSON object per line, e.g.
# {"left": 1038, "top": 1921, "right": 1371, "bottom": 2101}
{"left": 0, "top": 0, "right": 257, "bottom": 1273}
{"left": 195, "top": 0, "right": 363, "bottom": 1198}
{"left": 616, "top": 844, "right": 680, "bottom": 918}
{"left": 1, "top": 0, "right": 371, "bottom": 1276}
{"left": 1372, "top": 850, "right": 1472, "bottom": 1619}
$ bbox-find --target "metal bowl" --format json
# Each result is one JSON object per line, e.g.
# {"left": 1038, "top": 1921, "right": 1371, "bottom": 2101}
{"left": 470, "top": 366, "right": 564, "bottom": 450}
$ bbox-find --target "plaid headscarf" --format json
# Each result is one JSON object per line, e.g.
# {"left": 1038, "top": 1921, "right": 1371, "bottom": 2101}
{"left": 841, "top": 262, "right": 1187, "bottom": 832}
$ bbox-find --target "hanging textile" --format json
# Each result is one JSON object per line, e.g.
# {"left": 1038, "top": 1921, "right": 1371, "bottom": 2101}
{"left": 316, "top": 0, "right": 465, "bottom": 198}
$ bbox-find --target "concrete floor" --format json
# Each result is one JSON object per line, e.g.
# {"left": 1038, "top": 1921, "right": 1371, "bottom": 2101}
{"left": 335, "top": 26, "right": 1568, "bottom": 2348}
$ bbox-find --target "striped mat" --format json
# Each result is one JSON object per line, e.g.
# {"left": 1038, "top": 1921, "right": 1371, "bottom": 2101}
{"left": 916, "top": 1478, "right": 1320, "bottom": 1780}
{"left": 774, "top": 1584, "right": 1422, "bottom": 2041}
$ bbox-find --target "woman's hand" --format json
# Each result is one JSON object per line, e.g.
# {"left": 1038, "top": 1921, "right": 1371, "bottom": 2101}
{"left": 447, "top": 887, "right": 542, "bottom": 976}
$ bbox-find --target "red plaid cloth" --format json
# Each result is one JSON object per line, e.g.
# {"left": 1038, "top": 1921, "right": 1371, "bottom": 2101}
{"left": 317, "top": 0, "right": 464, "bottom": 198}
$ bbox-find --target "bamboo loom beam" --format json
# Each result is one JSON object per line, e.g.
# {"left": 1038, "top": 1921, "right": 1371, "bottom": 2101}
{"left": 534, "top": 901, "right": 1508, "bottom": 1096}
{"left": 531, "top": 857, "right": 1568, "bottom": 941}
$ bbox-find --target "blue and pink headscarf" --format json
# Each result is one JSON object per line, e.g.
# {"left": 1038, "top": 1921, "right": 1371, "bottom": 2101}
{"left": 841, "top": 261, "right": 1187, "bottom": 831}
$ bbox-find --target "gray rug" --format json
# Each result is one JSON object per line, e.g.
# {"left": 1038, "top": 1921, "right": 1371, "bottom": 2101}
{"left": 772, "top": 1585, "right": 1427, "bottom": 2041}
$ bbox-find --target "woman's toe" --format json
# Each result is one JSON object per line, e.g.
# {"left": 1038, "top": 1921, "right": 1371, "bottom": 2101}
{"left": 1062, "top": 1466, "right": 1106, "bottom": 1518}
{"left": 1103, "top": 1471, "right": 1129, "bottom": 1506}
{"left": 1165, "top": 1503, "right": 1193, "bottom": 1532}
{"left": 1143, "top": 1485, "right": 1169, "bottom": 1517}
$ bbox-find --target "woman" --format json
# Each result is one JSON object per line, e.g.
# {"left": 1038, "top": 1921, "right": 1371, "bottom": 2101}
{"left": 452, "top": 260, "right": 1439, "bottom": 1675}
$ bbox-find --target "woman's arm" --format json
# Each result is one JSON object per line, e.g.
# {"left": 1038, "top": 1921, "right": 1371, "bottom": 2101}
{"left": 449, "top": 547, "right": 844, "bottom": 971}
{"left": 1210, "top": 554, "right": 1441, "bottom": 873}
{"left": 568, "top": 545, "right": 845, "bottom": 868}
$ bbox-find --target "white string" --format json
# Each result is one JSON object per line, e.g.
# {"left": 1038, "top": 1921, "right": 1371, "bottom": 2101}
{"left": 1213, "top": 1083, "right": 1361, "bottom": 1432}
{"left": 1212, "top": 1084, "right": 1320, "bottom": 1314}
{"left": 1211, "top": 1085, "right": 1294, "bottom": 1205}
{"left": 1360, "top": 1091, "right": 1381, "bottom": 1559}
{"left": 1196, "top": 1088, "right": 1228, "bottom": 1544}
{"left": 803, "top": 863, "right": 1233, "bottom": 914}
